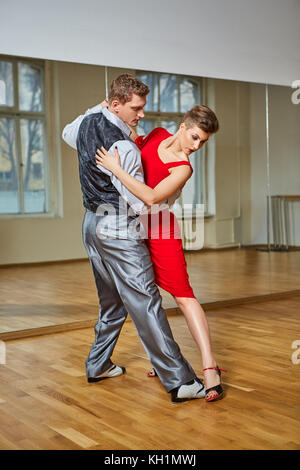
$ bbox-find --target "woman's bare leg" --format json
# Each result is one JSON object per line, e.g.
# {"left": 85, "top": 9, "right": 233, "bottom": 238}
{"left": 174, "top": 297, "right": 221, "bottom": 400}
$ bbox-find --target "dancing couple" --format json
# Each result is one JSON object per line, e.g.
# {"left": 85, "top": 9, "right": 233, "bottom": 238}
{"left": 62, "top": 73, "right": 226, "bottom": 403}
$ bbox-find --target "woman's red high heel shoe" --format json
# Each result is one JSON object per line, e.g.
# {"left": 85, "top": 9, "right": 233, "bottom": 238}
{"left": 147, "top": 368, "right": 158, "bottom": 377}
{"left": 203, "top": 366, "right": 227, "bottom": 402}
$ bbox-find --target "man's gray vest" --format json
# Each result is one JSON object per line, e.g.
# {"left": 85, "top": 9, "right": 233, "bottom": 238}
{"left": 76, "top": 112, "right": 132, "bottom": 214}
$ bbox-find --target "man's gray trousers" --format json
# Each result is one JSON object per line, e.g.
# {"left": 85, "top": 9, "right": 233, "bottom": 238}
{"left": 83, "top": 210, "right": 196, "bottom": 393}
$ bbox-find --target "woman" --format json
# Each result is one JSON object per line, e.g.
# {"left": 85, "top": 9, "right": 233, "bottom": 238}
{"left": 95, "top": 105, "right": 227, "bottom": 402}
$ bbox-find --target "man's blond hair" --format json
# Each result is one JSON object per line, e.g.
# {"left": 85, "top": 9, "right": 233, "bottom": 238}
{"left": 108, "top": 74, "right": 150, "bottom": 104}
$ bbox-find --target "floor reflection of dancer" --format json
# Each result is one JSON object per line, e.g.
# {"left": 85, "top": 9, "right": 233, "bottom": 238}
{"left": 62, "top": 74, "right": 206, "bottom": 403}
{"left": 95, "top": 105, "right": 227, "bottom": 402}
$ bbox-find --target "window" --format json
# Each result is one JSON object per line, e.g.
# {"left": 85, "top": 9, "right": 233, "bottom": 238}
{"left": 136, "top": 71, "right": 206, "bottom": 210}
{"left": 0, "top": 57, "right": 49, "bottom": 215}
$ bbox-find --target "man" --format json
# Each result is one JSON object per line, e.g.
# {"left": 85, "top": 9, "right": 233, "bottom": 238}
{"left": 62, "top": 73, "right": 205, "bottom": 403}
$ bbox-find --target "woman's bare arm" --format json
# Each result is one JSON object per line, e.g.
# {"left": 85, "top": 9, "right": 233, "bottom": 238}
{"left": 95, "top": 147, "right": 191, "bottom": 206}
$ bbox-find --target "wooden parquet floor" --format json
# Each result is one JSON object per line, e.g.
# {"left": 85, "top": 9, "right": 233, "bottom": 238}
{"left": 0, "top": 294, "right": 299, "bottom": 450}
{"left": 1, "top": 248, "right": 300, "bottom": 336}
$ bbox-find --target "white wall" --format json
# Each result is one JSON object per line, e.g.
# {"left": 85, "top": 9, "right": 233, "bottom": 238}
{"left": 1, "top": 0, "right": 299, "bottom": 86}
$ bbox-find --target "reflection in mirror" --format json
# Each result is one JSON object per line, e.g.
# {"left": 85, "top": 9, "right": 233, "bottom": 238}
{"left": 0, "top": 57, "right": 48, "bottom": 217}
{"left": 180, "top": 77, "right": 200, "bottom": 112}
{"left": 136, "top": 119, "right": 154, "bottom": 136}
{"left": 136, "top": 72, "right": 158, "bottom": 112}
{"left": 160, "top": 73, "right": 178, "bottom": 112}
{"left": 0, "top": 55, "right": 299, "bottom": 338}
{"left": 20, "top": 119, "right": 47, "bottom": 213}
{"left": 18, "top": 63, "right": 43, "bottom": 112}
{"left": 0, "top": 61, "right": 14, "bottom": 106}
{"left": 0, "top": 118, "right": 18, "bottom": 213}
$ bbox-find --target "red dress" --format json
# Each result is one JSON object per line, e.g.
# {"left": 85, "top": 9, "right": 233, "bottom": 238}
{"left": 135, "top": 128, "right": 195, "bottom": 298}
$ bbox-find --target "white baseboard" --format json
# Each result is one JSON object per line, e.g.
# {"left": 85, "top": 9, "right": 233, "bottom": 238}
{"left": 203, "top": 242, "right": 241, "bottom": 249}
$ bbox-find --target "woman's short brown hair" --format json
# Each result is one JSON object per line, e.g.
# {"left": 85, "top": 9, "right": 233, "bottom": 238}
{"left": 108, "top": 74, "right": 150, "bottom": 104}
{"left": 183, "top": 105, "right": 219, "bottom": 133}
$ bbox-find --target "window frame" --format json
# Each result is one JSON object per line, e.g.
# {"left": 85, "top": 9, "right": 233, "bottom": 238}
{"left": 135, "top": 71, "right": 208, "bottom": 213}
{"left": 0, "top": 55, "right": 52, "bottom": 218}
